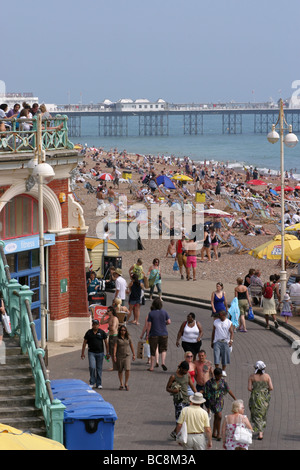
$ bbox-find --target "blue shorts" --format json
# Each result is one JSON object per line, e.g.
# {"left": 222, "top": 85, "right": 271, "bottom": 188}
{"left": 213, "top": 341, "right": 231, "bottom": 365}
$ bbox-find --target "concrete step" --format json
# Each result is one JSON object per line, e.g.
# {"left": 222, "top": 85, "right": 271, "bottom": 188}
{"left": 0, "top": 405, "right": 43, "bottom": 419}
{"left": 0, "top": 416, "right": 46, "bottom": 435}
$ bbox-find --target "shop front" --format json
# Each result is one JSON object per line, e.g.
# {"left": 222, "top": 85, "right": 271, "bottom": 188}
{"left": 0, "top": 194, "right": 55, "bottom": 340}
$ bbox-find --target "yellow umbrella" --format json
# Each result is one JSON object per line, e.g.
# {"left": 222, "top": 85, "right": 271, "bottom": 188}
{"left": 248, "top": 234, "right": 300, "bottom": 262}
{"left": 0, "top": 423, "right": 66, "bottom": 450}
{"left": 171, "top": 174, "right": 193, "bottom": 182}
{"left": 285, "top": 223, "right": 300, "bottom": 231}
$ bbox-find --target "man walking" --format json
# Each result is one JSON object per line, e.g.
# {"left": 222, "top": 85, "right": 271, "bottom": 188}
{"left": 211, "top": 310, "right": 234, "bottom": 377}
{"left": 113, "top": 268, "right": 128, "bottom": 305}
{"left": 176, "top": 393, "right": 212, "bottom": 450}
{"left": 81, "top": 319, "right": 109, "bottom": 389}
{"left": 195, "top": 350, "right": 214, "bottom": 393}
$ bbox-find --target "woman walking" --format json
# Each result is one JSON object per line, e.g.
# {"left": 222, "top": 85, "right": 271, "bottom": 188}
{"left": 222, "top": 399, "right": 253, "bottom": 450}
{"left": 127, "top": 274, "right": 144, "bottom": 325}
{"left": 204, "top": 368, "right": 236, "bottom": 441}
{"left": 248, "top": 361, "right": 273, "bottom": 440}
{"left": 113, "top": 325, "right": 135, "bottom": 391}
{"left": 234, "top": 277, "right": 252, "bottom": 332}
{"left": 262, "top": 277, "right": 279, "bottom": 329}
{"left": 176, "top": 313, "right": 203, "bottom": 360}
{"left": 211, "top": 282, "right": 228, "bottom": 318}
{"left": 148, "top": 258, "right": 162, "bottom": 300}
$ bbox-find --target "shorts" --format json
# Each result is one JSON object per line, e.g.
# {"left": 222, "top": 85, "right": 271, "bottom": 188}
{"left": 129, "top": 299, "right": 141, "bottom": 305}
{"left": 177, "top": 253, "right": 186, "bottom": 268}
{"left": 238, "top": 299, "right": 249, "bottom": 315}
{"left": 116, "top": 355, "right": 131, "bottom": 372}
{"left": 213, "top": 341, "right": 231, "bottom": 365}
{"left": 149, "top": 335, "right": 168, "bottom": 356}
{"left": 186, "top": 255, "right": 197, "bottom": 268}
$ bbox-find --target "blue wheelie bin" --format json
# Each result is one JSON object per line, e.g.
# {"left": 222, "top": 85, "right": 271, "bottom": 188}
{"left": 51, "top": 379, "right": 90, "bottom": 391}
{"left": 52, "top": 388, "right": 104, "bottom": 402}
{"left": 63, "top": 400, "right": 118, "bottom": 450}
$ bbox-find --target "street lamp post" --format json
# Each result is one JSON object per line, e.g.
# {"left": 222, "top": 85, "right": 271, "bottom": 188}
{"left": 267, "top": 98, "right": 298, "bottom": 298}
{"left": 32, "top": 115, "right": 55, "bottom": 351}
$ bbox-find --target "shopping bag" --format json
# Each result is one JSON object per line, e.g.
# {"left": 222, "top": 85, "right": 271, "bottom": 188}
{"left": 176, "top": 421, "right": 187, "bottom": 444}
{"left": 247, "top": 306, "right": 254, "bottom": 321}
{"left": 2, "top": 313, "right": 11, "bottom": 334}
{"left": 173, "top": 260, "right": 179, "bottom": 271}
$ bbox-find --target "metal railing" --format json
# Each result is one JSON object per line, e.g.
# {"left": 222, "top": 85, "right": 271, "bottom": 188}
{"left": 0, "top": 115, "right": 74, "bottom": 153}
{"left": 0, "top": 241, "right": 65, "bottom": 444}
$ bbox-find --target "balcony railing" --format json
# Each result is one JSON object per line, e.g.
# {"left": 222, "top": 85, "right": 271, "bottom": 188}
{"left": 0, "top": 115, "right": 74, "bottom": 153}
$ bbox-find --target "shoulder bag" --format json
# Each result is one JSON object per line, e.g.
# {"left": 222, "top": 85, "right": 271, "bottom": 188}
{"left": 233, "top": 415, "right": 252, "bottom": 445}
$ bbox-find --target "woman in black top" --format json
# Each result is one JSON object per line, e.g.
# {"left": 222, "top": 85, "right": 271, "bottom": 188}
{"left": 127, "top": 274, "right": 144, "bottom": 325}
{"left": 235, "top": 277, "right": 252, "bottom": 332}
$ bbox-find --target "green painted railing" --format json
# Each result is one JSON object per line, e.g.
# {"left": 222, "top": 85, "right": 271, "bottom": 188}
{"left": 0, "top": 115, "right": 74, "bottom": 153}
{"left": 0, "top": 241, "right": 65, "bottom": 444}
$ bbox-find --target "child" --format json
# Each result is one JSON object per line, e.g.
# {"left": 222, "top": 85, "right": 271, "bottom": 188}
{"left": 280, "top": 293, "right": 293, "bottom": 323}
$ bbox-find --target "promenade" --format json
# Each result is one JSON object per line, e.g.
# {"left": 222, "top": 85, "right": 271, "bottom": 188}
{"left": 47, "top": 276, "right": 300, "bottom": 451}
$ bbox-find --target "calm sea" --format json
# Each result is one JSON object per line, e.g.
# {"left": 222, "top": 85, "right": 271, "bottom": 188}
{"left": 73, "top": 114, "right": 300, "bottom": 177}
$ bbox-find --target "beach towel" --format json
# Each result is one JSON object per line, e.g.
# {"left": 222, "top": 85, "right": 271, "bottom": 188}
{"left": 228, "top": 297, "right": 240, "bottom": 328}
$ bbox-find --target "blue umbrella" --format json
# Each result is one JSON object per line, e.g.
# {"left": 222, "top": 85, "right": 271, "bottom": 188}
{"left": 156, "top": 175, "right": 176, "bottom": 189}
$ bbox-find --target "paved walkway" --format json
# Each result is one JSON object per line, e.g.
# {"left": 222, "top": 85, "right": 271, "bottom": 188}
{"left": 47, "top": 281, "right": 300, "bottom": 451}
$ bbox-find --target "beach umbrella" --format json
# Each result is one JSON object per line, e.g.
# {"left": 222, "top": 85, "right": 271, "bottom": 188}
{"left": 0, "top": 423, "right": 66, "bottom": 450}
{"left": 248, "top": 234, "right": 300, "bottom": 262}
{"left": 274, "top": 186, "right": 294, "bottom": 192}
{"left": 247, "top": 179, "right": 267, "bottom": 186}
{"left": 99, "top": 173, "right": 113, "bottom": 181}
{"left": 156, "top": 175, "right": 176, "bottom": 189}
{"left": 294, "top": 186, "right": 300, "bottom": 190}
{"left": 171, "top": 174, "right": 193, "bottom": 182}
{"left": 285, "top": 223, "right": 300, "bottom": 231}
{"left": 202, "top": 209, "right": 233, "bottom": 218}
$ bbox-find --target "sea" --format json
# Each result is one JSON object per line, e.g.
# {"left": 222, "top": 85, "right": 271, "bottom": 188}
{"left": 73, "top": 114, "right": 300, "bottom": 178}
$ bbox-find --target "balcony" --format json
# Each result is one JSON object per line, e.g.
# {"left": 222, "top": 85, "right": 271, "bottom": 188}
{"left": 0, "top": 115, "right": 74, "bottom": 154}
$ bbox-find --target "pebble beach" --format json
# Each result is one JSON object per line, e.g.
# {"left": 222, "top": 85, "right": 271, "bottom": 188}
{"left": 72, "top": 146, "right": 300, "bottom": 289}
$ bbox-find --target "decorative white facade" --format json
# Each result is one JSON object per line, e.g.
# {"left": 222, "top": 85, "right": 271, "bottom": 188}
{"left": 114, "top": 98, "right": 166, "bottom": 112}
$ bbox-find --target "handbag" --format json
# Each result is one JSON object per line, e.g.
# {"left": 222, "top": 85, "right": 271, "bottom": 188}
{"left": 247, "top": 306, "right": 254, "bottom": 321}
{"left": 2, "top": 312, "right": 11, "bottom": 334}
{"left": 233, "top": 416, "right": 252, "bottom": 445}
{"left": 176, "top": 420, "right": 187, "bottom": 444}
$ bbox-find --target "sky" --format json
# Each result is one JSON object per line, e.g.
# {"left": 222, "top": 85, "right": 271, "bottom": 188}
{"left": 2, "top": 0, "right": 300, "bottom": 105}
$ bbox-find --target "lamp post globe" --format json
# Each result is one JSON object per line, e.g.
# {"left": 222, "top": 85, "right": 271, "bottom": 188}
{"left": 284, "top": 132, "right": 299, "bottom": 149}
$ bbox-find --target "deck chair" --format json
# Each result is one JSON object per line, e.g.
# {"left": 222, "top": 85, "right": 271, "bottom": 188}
{"left": 229, "top": 235, "right": 249, "bottom": 254}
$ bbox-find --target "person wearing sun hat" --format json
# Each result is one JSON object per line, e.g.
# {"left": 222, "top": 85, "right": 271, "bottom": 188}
{"left": 176, "top": 392, "right": 212, "bottom": 450}
{"left": 248, "top": 361, "right": 273, "bottom": 440}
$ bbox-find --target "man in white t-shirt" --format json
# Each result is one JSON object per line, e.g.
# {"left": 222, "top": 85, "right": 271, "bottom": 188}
{"left": 211, "top": 311, "right": 234, "bottom": 377}
{"left": 113, "top": 268, "right": 127, "bottom": 305}
{"left": 289, "top": 277, "right": 300, "bottom": 296}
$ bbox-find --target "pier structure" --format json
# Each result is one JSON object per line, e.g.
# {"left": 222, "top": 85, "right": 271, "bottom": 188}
{"left": 57, "top": 103, "right": 300, "bottom": 138}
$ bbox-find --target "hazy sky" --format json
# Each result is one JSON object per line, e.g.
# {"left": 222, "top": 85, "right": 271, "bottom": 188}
{"left": 2, "top": 0, "right": 300, "bottom": 105}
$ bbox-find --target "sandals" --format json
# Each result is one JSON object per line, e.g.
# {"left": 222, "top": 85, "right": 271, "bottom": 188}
{"left": 119, "top": 386, "right": 124, "bottom": 390}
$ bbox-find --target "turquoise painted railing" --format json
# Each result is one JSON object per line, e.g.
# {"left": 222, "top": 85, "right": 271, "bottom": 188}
{"left": 0, "top": 241, "right": 65, "bottom": 444}
{"left": 0, "top": 115, "right": 74, "bottom": 153}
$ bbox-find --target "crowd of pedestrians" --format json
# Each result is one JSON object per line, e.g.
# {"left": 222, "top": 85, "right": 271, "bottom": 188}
{"left": 82, "top": 257, "right": 276, "bottom": 451}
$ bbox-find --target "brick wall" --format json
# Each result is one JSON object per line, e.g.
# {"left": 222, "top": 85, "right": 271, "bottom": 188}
{"left": 48, "top": 233, "right": 89, "bottom": 322}
{"left": 47, "top": 178, "right": 69, "bottom": 228}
